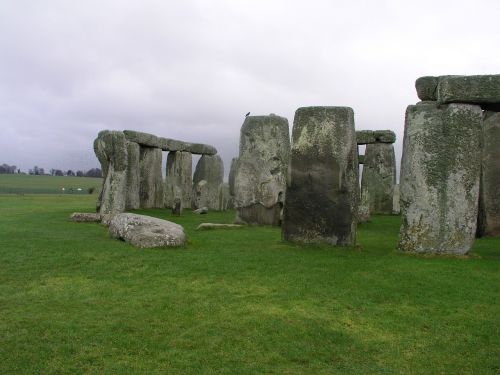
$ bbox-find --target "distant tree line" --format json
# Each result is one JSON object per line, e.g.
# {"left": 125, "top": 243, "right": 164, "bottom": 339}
{"left": 0, "top": 163, "right": 101, "bottom": 177}
{"left": 0, "top": 164, "right": 17, "bottom": 174}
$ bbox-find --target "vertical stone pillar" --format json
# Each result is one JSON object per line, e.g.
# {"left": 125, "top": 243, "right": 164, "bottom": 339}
{"left": 398, "top": 102, "right": 482, "bottom": 255}
{"left": 360, "top": 143, "right": 396, "bottom": 214}
{"left": 192, "top": 154, "right": 224, "bottom": 210}
{"left": 282, "top": 106, "right": 359, "bottom": 245}
{"left": 139, "top": 146, "right": 164, "bottom": 208}
{"left": 477, "top": 111, "right": 500, "bottom": 237}
{"left": 233, "top": 115, "right": 290, "bottom": 225}
{"left": 165, "top": 151, "right": 192, "bottom": 210}
{"left": 125, "top": 141, "right": 140, "bottom": 210}
{"left": 93, "top": 131, "right": 128, "bottom": 215}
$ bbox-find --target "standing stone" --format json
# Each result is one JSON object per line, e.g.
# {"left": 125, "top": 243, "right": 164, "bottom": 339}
{"left": 172, "top": 198, "right": 182, "bottom": 216}
{"left": 139, "top": 146, "right": 164, "bottom": 208}
{"left": 218, "top": 183, "right": 232, "bottom": 211}
{"left": 192, "top": 155, "right": 224, "bottom": 210}
{"left": 93, "top": 131, "right": 128, "bottom": 215}
{"left": 126, "top": 141, "right": 140, "bottom": 210}
{"left": 358, "top": 190, "right": 370, "bottom": 223}
{"left": 361, "top": 143, "right": 396, "bottom": 214}
{"left": 165, "top": 151, "right": 192, "bottom": 210}
{"left": 398, "top": 102, "right": 483, "bottom": 255}
{"left": 234, "top": 114, "right": 290, "bottom": 225}
{"left": 282, "top": 107, "right": 359, "bottom": 245}
{"left": 477, "top": 111, "right": 500, "bottom": 237}
{"left": 228, "top": 157, "right": 239, "bottom": 197}
{"left": 392, "top": 184, "right": 400, "bottom": 215}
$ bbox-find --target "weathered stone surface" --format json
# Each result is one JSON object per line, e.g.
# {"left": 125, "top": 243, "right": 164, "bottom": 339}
{"left": 165, "top": 151, "right": 192, "bottom": 209}
{"left": 361, "top": 143, "right": 396, "bottom": 214}
{"left": 70, "top": 212, "right": 102, "bottom": 222}
{"left": 398, "top": 102, "right": 482, "bottom": 255}
{"left": 192, "top": 155, "right": 224, "bottom": 210}
{"left": 109, "top": 213, "right": 185, "bottom": 248}
{"left": 437, "top": 75, "right": 500, "bottom": 109}
{"left": 392, "top": 184, "right": 400, "bottom": 215}
{"left": 282, "top": 106, "right": 359, "bottom": 245}
{"left": 123, "top": 130, "right": 217, "bottom": 155}
{"left": 234, "top": 114, "right": 290, "bottom": 225}
{"left": 196, "top": 223, "right": 245, "bottom": 230}
{"left": 125, "top": 141, "right": 140, "bottom": 210}
{"left": 356, "top": 130, "right": 396, "bottom": 144}
{"left": 358, "top": 190, "right": 370, "bottom": 223}
{"left": 477, "top": 111, "right": 500, "bottom": 237}
{"left": 171, "top": 198, "right": 182, "bottom": 216}
{"left": 218, "top": 183, "right": 231, "bottom": 211}
{"left": 139, "top": 146, "right": 164, "bottom": 208}
{"left": 93, "top": 131, "right": 128, "bottom": 215}
{"left": 228, "top": 157, "right": 239, "bottom": 196}
{"left": 415, "top": 76, "right": 438, "bottom": 101}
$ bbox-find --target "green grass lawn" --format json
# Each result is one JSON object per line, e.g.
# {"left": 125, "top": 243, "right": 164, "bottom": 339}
{"left": 0, "top": 194, "right": 499, "bottom": 374}
{"left": 0, "top": 174, "right": 102, "bottom": 194}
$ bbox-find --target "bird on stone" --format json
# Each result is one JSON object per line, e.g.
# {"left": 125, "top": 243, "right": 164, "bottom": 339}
{"left": 245, "top": 112, "right": 250, "bottom": 117}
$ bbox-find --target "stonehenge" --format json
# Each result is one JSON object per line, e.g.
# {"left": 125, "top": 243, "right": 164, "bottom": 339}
{"left": 192, "top": 154, "right": 224, "bottom": 211}
{"left": 233, "top": 114, "right": 290, "bottom": 225}
{"left": 357, "top": 130, "right": 397, "bottom": 215}
{"left": 282, "top": 106, "right": 359, "bottom": 245}
{"left": 94, "top": 130, "right": 221, "bottom": 215}
{"left": 397, "top": 74, "right": 500, "bottom": 255}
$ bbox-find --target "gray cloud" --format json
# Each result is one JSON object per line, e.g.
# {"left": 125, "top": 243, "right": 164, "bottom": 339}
{"left": 1, "top": 0, "right": 499, "bottom": 177}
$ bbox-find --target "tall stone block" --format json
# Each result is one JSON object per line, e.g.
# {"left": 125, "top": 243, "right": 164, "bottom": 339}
{"left": 361, "top": 143, "right": 396, "bottom": 214}
{"left": 477, "top": 111, "right": 500, "bottom": 237}
{"left": 234, "top": 115, "right": 290, "bottom": 225}
{"left": 192, "top": 154, "right": 224, "bottom": 210}
{"left": 125, "top": 141, "right": 140, "bottom": 210}
{"left": 282, "top": 106, "right": 359, "bottom": 245}
{"left": 165, "top": 151, "right": 192, "bottom": 210}
{"left": 228, "top": 157, "right": 239, "bottom": 197}
{"left": 139, "top": 146, "right": 164, "bottom": 208}
{"left": 398, "top": 102, "right": 483, "bottom": 255}
{"left": 93, "top": 131, "right": 128, "bottom": 215}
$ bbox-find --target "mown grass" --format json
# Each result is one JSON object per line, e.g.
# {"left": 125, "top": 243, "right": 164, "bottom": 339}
{"left": 0, "top": 174, "right": 102, "bottom": 194}
{"left": 0, "top": 194, "right": 499, "bottom": 374}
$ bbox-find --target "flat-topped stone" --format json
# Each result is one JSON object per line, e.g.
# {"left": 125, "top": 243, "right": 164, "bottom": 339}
{"left": 356, "top": 130, "right": 396, "bottom": 144}
{"left": 123, "top": 130, "right": 217, "bottom": 155}
{"left": 415, "top": 76, "right": 439, "bottom": 101}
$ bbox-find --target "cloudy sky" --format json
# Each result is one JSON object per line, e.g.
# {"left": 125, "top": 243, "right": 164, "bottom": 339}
{"left": 1, "top": 0, "right": 499, "bottom": 177}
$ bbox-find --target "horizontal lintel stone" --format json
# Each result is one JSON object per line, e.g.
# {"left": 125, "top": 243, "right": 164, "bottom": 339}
{"left": 356, "top": 130, "right": 396, "bottom": 144}
{"left": 123, "top": 130, "right": 217, "bottom": 155}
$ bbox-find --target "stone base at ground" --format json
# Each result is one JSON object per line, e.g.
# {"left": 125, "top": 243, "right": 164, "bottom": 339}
{"left": 235, "top": 203, "right": 282, "bottom": 226}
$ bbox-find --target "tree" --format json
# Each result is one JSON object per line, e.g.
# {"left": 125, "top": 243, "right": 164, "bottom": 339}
{"left": 0, "top": 164, "right": 16, "bottom": 174}
{"left": 85, "top": 168, "right": 102, "bottom": 178}
{"left": 66, "top": 170, "right": 75, "bottom": 176}
{"left": 76, "top": 170, "right": 84, "bottom": 177}
{"left": 54, "top": 169, "right": 63, "bottom": 176}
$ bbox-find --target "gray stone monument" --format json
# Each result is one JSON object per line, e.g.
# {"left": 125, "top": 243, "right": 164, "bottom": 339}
{"left": 192, "top": 154, "right": 224, "bottom": 210}
{"left": 139, "top": 146, "right": 164, "bottom": 209}
{"left": 360, "top": 143, "right": 396, "bottom": 214}
{"left": 282, "top": 106, "right": 359, "bottom": 245}
{"left": 398, "top": 102, "right": 482, "bottom": 255}
{"left": 165, "top": 151, "right": 192, "bottom": 210}
{"left": 477, "top": 111, "right": 500, "bottom": 237}
{"left": 234, "top": 114, "right": 290, "bottom": 225}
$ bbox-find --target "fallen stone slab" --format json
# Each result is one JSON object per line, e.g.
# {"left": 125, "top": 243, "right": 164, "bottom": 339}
{"left": 356, "top": 130, "right": 396, "bottom": 144}
{"left": 196, "top": 223, "right": 245, "bottom": 230}
{"left": 123, "top": 130, "right": 217, "bottom": 155}
{"left": 437, "top": 75, "right": 500, "bottom": 109}
{"left": 193, "top": 207, "right": 208, "bottom": 214}
{"left": 70, "top": 212, "right": 102, "bottom": 222}
{"left": 109, "top": 213, "right": 185, "bottom": 248}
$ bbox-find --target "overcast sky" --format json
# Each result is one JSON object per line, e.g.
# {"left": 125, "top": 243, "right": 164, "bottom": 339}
{"left": 1, "top": 0, "right": 499, "bottom": 178}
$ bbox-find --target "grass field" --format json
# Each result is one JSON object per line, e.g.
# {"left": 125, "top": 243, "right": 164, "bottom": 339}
{"left": 0, "top": 194, "right": 499, "bottom": 374}
{"left": 0, "top": 174, "right": 102, "bottom": 194}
